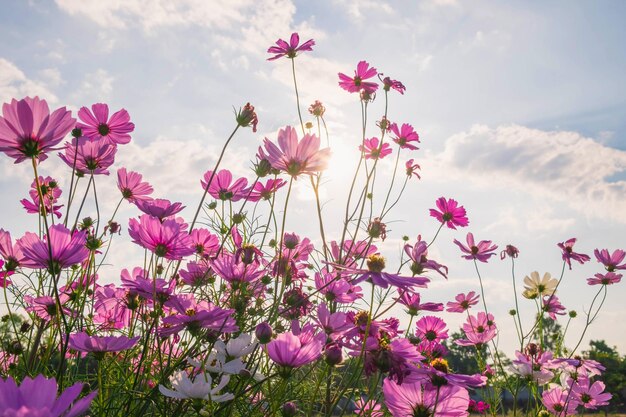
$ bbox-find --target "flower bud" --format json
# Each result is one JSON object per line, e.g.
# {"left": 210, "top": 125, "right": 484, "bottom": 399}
{"left": 325, "top": 343, "right": 343, "bottom": 366}
{"left": 509, "top": 309, "right": 517, "bottom": 316}
{"left": 236, "top": 102, "right": 258, "bottom": 132}
{"left": 568, "top": 310, "right": 577, "bottom": 318}
{"left": 255, "top": 322, "right": 273, "bottom": 344}
{"left": 281, "top": 402, "right": 298, "bottom": 417}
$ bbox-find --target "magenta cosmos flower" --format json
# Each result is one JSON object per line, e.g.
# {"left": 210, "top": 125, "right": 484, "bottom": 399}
{"left": 454, "top": 233, "right": 498, "bottom": 263}
{"left": 201, "top": 169, "right": 248, "bottom": 202}
{"left": 266, "top": 331, "right": 323, "bottom": 370}
{"left": 430, "top": 197, "right": 469, "bottom": 229}
{"left": 594, "top": 248, "right": 626, "bottom": 272}
{"left": 20, "top": 175, "right": 63, "bottom": 218}
{"left": 128, "top": 214, "right": 194, "bottom": 260}
{"left": 541, "top": 386, "right": 579, "bottom": 416}
{"left": 135, "top": 198, "right": 185, "bottom": 221}
{"left": 76, "top": 103, "right": 134, "bottom": 144}
{"left": 17, "top": 224, "right": 89, "bottom": 274}
{"left": 0, "top": 229, "right": 26, "bottom": 271}
{"left": 406, "top": 159, "right": 421, "bottom": 180}
{"left": 117, "top": 167, "right": 153, "bottom": 202}
{"left": 262, "top": 126, "right": 330, "bottom": 177}
{"left": 267, "top": 32, "right": 315, "bottom": 60}
{"left": 69, "top": 332, "right": 139, "bottom": 355}
{"left": 0, "top": 375, "right": 97, "bottom": 416}
{"left": 446, "top": 291, "right": 480, "bottom": 313}
{"left": 396, "top": 290, "right": 443, "bottom": 316}
{"left": 0, "top": 96, "right": 75, "bottom": 163}
{"left": 338, "top": 61, "right": 379, "bottom": 94}
{"left": 404, "top": 236, "right": 448, "bottom": 279}
{"left": 382, "top": 76, "right": 406, "bottom": 95}
{"left": 382, "top": 379, "right": 470, "bottom": 417}
{"left": 247, "top": 178, "right": 287, "bottom": 202}
{"left": 59, "top": 137, "right": 117, "bottom": 175}
{"left": 587, "top": 272, "right": 622, "bottom": 286}
{"left": 390, "top": 123, "right": 420, "bottom": 150}
{"left": 359, "top": 137, "right": 392, "bottom": 160}
{"left": 557, "top": 238, "right": 590, "bottom": 270}
{"left": 333, "top": 254, "right": 430, "bottom": 290}
{"left": 415, "top": 316, "right": 448, "bottom": 343}
{"left": 572, "top": 378, "right": 612, "bottom": 409}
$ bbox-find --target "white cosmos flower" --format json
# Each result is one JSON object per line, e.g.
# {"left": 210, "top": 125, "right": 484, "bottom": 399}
{"left": 523, "top": 271, "right": 558, "bottom": 298}
{"left": 159, "top": 371, "right": 234, "bottom": 403}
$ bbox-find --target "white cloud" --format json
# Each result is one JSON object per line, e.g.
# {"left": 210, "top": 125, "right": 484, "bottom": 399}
{"left": 0, "top": 58, "right": 58, "bottom": 104}
{"left": 429, "top": 124, "right": 626, "bottom": 223}
{"left": 72, "top": 69, "right": 114, "bottom": 102}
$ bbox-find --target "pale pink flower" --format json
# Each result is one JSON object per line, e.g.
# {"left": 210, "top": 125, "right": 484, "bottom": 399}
{"left": 267, "top": 32, "right": 315, "bottom": 60}
{"left": 117, "top": 168, "right": 153, "bottom": 202}
{"left": 262, "top": 126, "right": 330, "bottom": 177}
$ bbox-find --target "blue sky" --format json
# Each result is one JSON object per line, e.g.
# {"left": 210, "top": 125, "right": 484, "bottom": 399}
{"left": 1, "top": 0, "right": 625, "bottom": 354}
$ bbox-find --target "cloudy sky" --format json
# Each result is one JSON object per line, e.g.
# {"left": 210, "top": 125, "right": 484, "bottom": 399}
{"left": 1, "top": 0, "right": 625, "bottom": 355}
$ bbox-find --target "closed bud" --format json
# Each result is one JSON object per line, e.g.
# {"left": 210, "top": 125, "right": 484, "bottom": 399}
{"left": 255, "top": 322, "right": 273, "bottom": 344}
{"left": 325, "top": 343, "right": 343, "bottom": 366}
{"left": 568, "top": 310, "right": 577, "bottom": 318}
{"left": 281, "top": 402, "right": 298, "bottom": 417}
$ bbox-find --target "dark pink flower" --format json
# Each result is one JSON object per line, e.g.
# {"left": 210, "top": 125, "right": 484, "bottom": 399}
{"left": 76, "top": 103, "right": 134, "bottom": 144}
{"left": 262, "top": 126, "right": 330, "bottom": 177}
{"left": 389, "top": 123, "right": 420, "bottom": 150}
{"left": 135, "top": 198, "right": 185, "bottom": 221}
{"left": 128, "top": 214, "right": 194, "bottom": 260}
{"left": 382, "top": 379, "right": 470, "bottom": 417}
{"left": 415, "top": 316, "right": 448, "bottom": 343}
{"left": 117, "top": 168, "right": 153, "bottom": 202}
{"left": 446, "top": 291, "right": 480, "bottom": 313}
{"left": 453, "top": 233, "right": 498, "bottom": 263}
{"left": 267, "top": 32, "right": 315, "bottom": 60}
{"left": 121, "top": 267, "right": 174, "bottom": 303}
{"left": 587, "top": 272, "right": 622, "bottom": 286}
{"left": 542, "top": 294, "right": 566, "bottom": 320}
{"left": 382, "top": 76, "right": 406, "bottom": 95}
{"left": 68, "top": 332, "right": 139, "bottom": 353}
{"left": 333, "top": 254, "right": 430, "bottom": 290}
{"left": 201, "top": 169, "right": 248, "bottom": 202}
{"left": 17, "top": 224, "right": 88, "bottom": 273}
{"left": 500, "top": 244, "right": 520, "bottom": 259}
{"left": 468, "top": 400, "right": 491, "bottom": 414}
{"left": 541, "top": 386, "right": 579, "bottom": 416}
{"left": 160, "top": 295, "right": 238, "bottom": 337}
{"left": 20, "top": 176, "right": 63, "bottom": 218}
{"left": 246, "top": 178, "right": 287, "bottom": 202}
{"left": 266, "top": 331, "right": 323, "bottom": 370}
{"left": 359, "top": 137, "right": 392, "bottom": 160}
{"left": 396, "top": 290, "right": 443, "bottom": 316}
{"left": 404, "top": 236, "right": 448, "bottom": 279}
{"left": 0, "top": 229, "right": 27, "bottom": 271}
{"left": 211, "top": 252, "right": 264, "bottom": 284}
{"left": 594, "top": 248, "right": 626, "bottom": 272}
{"left": 405, "top": 159, "right": 421, "bottom": 179}
{"left": 235, "top": 102, "right": 258, "bottom": 132}
{"left": 59, "top": 136, "right": 117, "bottom": 175}
{"left": 189, "top": 228, "right": 219, "bottom": 257}
{"left": 558, "top": 238, "right": 590, "bottom": 270}
{"left": 0, "top": 375, "right": 97, "bottom": 416}
{"left": 572, "top": 378, "right": 612, "bottom": 409}
{"left": 338, "top": 61, "right": 379, "bottom": 94}
{"left": 0, "top": 96, "right": 75, "bottom": 163}
{"left": 430, "top": 197, "right": 469, "bottom": 229}
{"left": 314, "top": 272, "right": 362, "bottom": 303}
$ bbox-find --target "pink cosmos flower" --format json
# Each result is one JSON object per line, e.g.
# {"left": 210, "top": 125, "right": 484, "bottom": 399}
{"left": 406, "top": 159, "right": 421, "bottom": 179}
{"left": 128, "top": 214, "right": 194, "bottom": 260}
{"left": 24, "top": 294, "right": 72, "bottom": 321}
{"left": 17, "top": 224, "right": 89, "bottom": 273}
{"left": 262, "top": 126, "right": 330, "bottom": 177}
{"left": 211, "top": 252, "right": 264, "bottom": 284}
{"left": 594, "top": 248, "right": 626, "bottom": 272}
{"left": 333, "top": 254, "right": 430, "bottom": 290}
{"left": 93, "top": 284, "right": 133, "bottom": 329}
{"left": 0, "top": 96, "right": 75, "bottom": 163}
{"left": 0, "top": 229, "right": 27, "bottom": 271}
{"left": 0, "top": 375, "right": 97, "bottom": 417}
{"left": 430, "top": 197, "right": 469, "bottom": 229}
{"left": 20, "top": 176, "right": 63, "bottom": 218}
{"left": 0, "top": 260, "right": 11, "bottom": 288}
{"left": 314, "top": 272, "right": 362, "bottom": 303}
{"left": 314, "top": 303, "right": 350, "bottom": 338}
{"left": 382, "top": 379, "right": 470, "bottom": 417}
{"left": 587, "top": 272, "right": 622, "bottom": 286}
{"left": 389, "top": 123, "right": 420, "bottom": 150}
{"left": 354, "top": 398, "right": 384, "bottom": 417}
{"left": 454, "top": 233, "right": 498, "bottom": 263}
{"left": 404, "top": 236, "right": 448, "bottom": 279}
{"left": 360, "top": 337, "right": 423, "bottom": 383}
{"left": 456, "top": 312, "right": 497, "bottom": 347}
{"left": 446, "top": 291, "right": 480, "bottom": 313}
{"left": 571, "top": 378, "right": 612, "bottom": 409}
{"left": 509, "top": 349, "right": 554, "bottom": 384}
{"left": 201, "top": 169, "right": 248, "bottom": 202}
{"left": 396, "top": 290, "right": 443, "bottom": 316}
{"left": 59, "top": 136, "right": 117, "bottom": 175}
{"left": 557, "top": 238, "right": 591, "bottom": 270}
{"left": 468, "top": 400, "right": 490, "bottom": 414}
{"left": 267, "top": 32, "right": 315, "bottom": 60}
{"left": 69, "top": 332, "right": 139, "bottom": 354}
{"left": 189, "top": 228, "right": 219, "bottom": 256}
{"left": 541, "top": 386, "right": 579, "bottom": 416}
{"left": 76, "top": 103, "right": 134, "bottom": 144}
{"left": 246, "top": 178, "right": 287, "bottom": 202}
{"left": 542, "top": 295, "right": 566, "bottom": 320}
{"left": 338, "top": 61, "right": 379, "bottom": 94}
{"left": 135, "top": 198, "right": 185, "bottom": 221}
{"left": 160, "top": 295, "right": 238, "bottom": 337}
{"left": 415, "top": 316, "right": 448, "bottom": 343}
{"left": 382, "top": 76, "right": 406, "bottom": 95}
{"left": 266, "top": 330, "right": 323, "bottom": 370}
{"left": 359, "top": 137, "right": 392, "bottom": 160}
{"left": 405, "top": 359, "right": 486, "bottom": 388}
{"left": 121, "top": 267, "right": 174, "bottom": 303}
{"left": 117, "top": 167, "right": 153, "bottom": 202}
{"left": 179, "top": 261, "right": 214, "bottom": 287}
